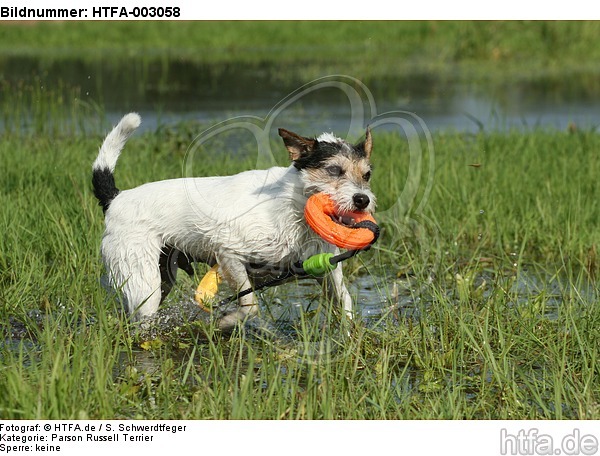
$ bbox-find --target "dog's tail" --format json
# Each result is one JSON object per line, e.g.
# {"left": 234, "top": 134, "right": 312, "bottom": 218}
{"left": 92, "top": 113, "right": 141, "bottom": 213}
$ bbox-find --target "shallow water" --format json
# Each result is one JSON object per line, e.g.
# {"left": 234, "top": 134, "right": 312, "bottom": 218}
{"left": 3, "top": 56, "right": 600, "bottom": 134}
{"left": 2, "top": 267, "right": 597, "bottom": 390}
{"left": 133, "top": 265, "right": 598, "bottom": 340}
{"left": 2, "top": 267, "right": 596, "bottom": 348}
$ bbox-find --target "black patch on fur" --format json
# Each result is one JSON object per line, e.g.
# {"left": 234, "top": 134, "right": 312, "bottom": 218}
{"left": 92, "top": 167, "right": 120, "bottom": 213}
{"left": 354, "top": 140, "right": 370, "bottom": 158}
{"left": 293, "top": 140, "right": 367, "bottom": 170}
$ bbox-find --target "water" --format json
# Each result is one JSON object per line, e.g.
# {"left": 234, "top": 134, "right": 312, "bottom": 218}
{"left": 3, "top": 56, "right": 600, "bottom": 134}
{"left": 133, "top": 266, "right": 599, "bottom": 339}
{"left": 2, "top": 55, "right": 599, "bottom": 344}
{"left": 2, "top": 268, "right": 597, "bottom": 388}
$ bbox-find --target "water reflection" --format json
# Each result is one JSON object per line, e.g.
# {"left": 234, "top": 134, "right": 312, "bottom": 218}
{"left": 2, "top": 56, "right": 600, "bottom": 133}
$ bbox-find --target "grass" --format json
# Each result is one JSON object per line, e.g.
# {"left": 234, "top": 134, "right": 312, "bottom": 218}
{"left": 0, "top": 21, "right": 599, "bottom": 420}
{"left": 2, "top": 21, "right": 600, "bottom": 80}
{"left": 0, "top": 107, "right": 598, "bottom": 419}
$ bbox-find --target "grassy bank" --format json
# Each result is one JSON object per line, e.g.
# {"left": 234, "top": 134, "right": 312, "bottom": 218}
{"left": 2, "top": 21, "right": 600, "bottom": 79}
{"left": 0, "top": 119, "right": 598, "bottom": 419}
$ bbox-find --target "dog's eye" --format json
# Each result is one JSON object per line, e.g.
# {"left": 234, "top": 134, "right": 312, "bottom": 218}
{"left": 363, "top": 170, "right": 371, "bottom": 181}
{"left": 326, "top": 165, "right": 343, "bottom": 177}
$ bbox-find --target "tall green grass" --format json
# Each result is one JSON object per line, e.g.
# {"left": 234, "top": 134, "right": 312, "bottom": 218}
{"left": 0, "top": 79, "right": 105, "bottom": 137}
{"left": 2, "top": 22, "right": 600, "bottom": 78}
{"left": 0, "top": 114, "right": 598, "bottom": 419}
{"left": 373, "top": 129, "right": 600, "bottom": 270}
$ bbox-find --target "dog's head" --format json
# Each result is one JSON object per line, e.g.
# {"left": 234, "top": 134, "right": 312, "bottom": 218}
{"left": 278, "top": 128, "right": 376, "bottom": 214}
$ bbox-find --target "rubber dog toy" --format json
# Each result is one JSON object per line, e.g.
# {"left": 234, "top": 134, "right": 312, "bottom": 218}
{"left": 194, "top": 193, "right": 378, "bottom": 311}
{"left": 304, "top": 192, "right": 377, "bottom": 250}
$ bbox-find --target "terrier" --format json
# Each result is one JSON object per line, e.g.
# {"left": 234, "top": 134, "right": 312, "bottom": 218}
{"left": 92, "top": 113, "right": 376, "bottom": 329}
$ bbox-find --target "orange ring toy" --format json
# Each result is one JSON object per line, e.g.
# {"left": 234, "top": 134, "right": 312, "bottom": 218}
{"left": 304, "top": 193, "right": 377, "bottom": 250}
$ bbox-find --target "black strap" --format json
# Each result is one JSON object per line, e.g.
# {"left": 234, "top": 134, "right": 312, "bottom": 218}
{"left": 352, "top": 220, "right": 380, "bottom": 245}
{"left": 214, "top": 219, "right": 380, "bottom": 310}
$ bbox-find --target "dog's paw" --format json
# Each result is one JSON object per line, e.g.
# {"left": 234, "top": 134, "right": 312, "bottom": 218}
{"left": 216, "top": 305, "right": 259, "bottom": 332}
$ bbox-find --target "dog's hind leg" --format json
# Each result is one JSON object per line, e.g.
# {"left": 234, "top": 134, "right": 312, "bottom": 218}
{"left": 159, "top": 246, "right": 196, "bottom": 303}
{"left": 102, "top": 234, "right": 163, "bottom": 321}
{"left": 159, "top": 246, "right": 179, "bottom": 302}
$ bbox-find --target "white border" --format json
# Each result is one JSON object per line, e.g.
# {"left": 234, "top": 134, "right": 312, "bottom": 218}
{"left": 1, "top": 420, "right": 599, "bottom": 456}
{"left": 2, "top": 0, "right": 600, "bottom": 20}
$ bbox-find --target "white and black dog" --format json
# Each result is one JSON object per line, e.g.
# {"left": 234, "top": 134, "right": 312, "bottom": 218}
{"left": 92, "top": 113, "right": 376, "bottom": 330}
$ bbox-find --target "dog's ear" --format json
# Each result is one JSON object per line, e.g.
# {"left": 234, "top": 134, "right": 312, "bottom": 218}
{"left": 278, "top": 128, "right": 316, "bottom": 161}
{"left": 356, "top": 126, "right": 372, "bottom": 159}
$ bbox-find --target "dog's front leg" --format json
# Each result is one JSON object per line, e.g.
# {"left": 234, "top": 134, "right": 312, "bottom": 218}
{"left": 216, "top": 256, "right": 259, "bottom": 331}
{"left": 320, "top": 263, "right": 354, "bottom": 321}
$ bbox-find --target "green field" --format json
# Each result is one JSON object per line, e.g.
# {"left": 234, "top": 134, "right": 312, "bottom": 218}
{"left": 2, "top": 21, "right": 600, "bottom": 79}
{"left": 1, "top": 118, "right": 598, "bottom": 419}
{"left": 0, "top": 21, "right": 599, "bottom": 420}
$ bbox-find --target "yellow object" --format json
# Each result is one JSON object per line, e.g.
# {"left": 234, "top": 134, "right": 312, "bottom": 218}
{"left": 195, "top": 265, "right": 222, "bottom": 312}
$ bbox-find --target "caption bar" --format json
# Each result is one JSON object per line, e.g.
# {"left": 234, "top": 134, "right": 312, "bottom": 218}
{"left": 0, "top": 421, "right": 599, "bottom": 455}
{"left": 0, "top": 423, "right": 187, "bottom": 453}
{"left": 0, "top": 5, "right": 181, "bottom": 18}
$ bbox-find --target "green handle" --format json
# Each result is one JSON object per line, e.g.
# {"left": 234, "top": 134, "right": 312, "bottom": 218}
{"left": 302, "top": 253, "right": 335, "bottom": 277}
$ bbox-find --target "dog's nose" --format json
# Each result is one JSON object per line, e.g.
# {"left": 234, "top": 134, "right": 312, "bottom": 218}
{"left": 353, "top": 193, "right": 370, "bottom": 210}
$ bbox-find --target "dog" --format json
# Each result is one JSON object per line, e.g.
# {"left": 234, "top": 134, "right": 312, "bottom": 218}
{"left": 92, "top": 113, "right": 376, "bottom": 330}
